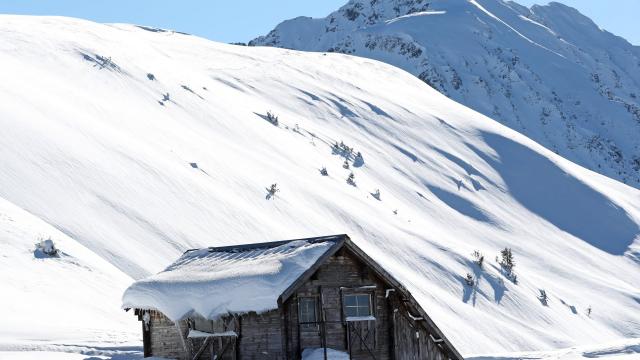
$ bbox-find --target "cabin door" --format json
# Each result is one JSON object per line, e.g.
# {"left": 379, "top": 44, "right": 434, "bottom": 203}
{"left": 346, "top": 320, "right": 377, "bottom": 359}
{"left": 298, "top": 296, "right": 323, "bottom": 351}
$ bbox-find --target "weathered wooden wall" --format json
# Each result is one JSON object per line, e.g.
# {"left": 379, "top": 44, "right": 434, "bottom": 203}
{"left": 391, "top": 299, "right": 449, "bottom": 360}
{"left": 145, "top": 310, "right": 284, "bottom": 360}
{"left": 237, "top": 310, "right": 283, "bottom": 358}
{"left": 147, "top": 310, "right": 191, "bottom": 360}
{"left": 284, "top": 247, "right": 393, "bottom": 360}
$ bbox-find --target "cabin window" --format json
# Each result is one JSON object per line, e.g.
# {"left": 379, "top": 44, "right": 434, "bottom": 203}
{"left": 188, "top": 316, "right": 213, "bottom": 332}
{"left": 298, "top": 297, "right": 318, "bottom": 330}
{"left": 344, "top": 294, "right": 372, "bottom": 318}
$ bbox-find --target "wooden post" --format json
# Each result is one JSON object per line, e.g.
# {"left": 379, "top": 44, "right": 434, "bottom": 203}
{"left": 347, "top": 322, "right": 353, "bottom": 360}
{"left": 236, "top": 315, "right": 241, "bottom": 360}
{"left": 387, "top": 293, "right": 395, "bottom": 360}
{"left": 280, "top": 300, "right": 290, "bottom": 360}
{"left": 141, "top": 311, "right": 151, "bottom": 357}
{"left": 296, "top": 296, "right": 302, "bottom": 359}
{"left": 175, "top": 321, "right": 190, "bottom": 358}
{"left": 319, "top": 286, "right": 328, "bottom": 360}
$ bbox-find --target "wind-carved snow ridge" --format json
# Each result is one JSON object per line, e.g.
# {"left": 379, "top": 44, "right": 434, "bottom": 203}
{"left": 468, "top": 0, "right": 565, "bottom": 58}
{"left": 252, "top": 0, "right": 640, "bottom": 190}
{"left": 0, "top": 14, "right": 640, "bottom": 356}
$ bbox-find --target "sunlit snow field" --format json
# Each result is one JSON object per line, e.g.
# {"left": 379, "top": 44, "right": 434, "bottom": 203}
{"left": 0, "top": 13, "right": 639, "bottom": 359}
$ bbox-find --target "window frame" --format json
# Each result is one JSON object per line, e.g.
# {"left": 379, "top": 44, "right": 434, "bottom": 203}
{"left": 298, "top": 296, "right": 320, "bottom": 331}
{"left": 342, "top": 293, "right": 374, "bottom": 320}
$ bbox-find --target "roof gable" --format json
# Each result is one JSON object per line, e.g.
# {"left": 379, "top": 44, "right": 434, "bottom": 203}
{"left": 278, "top": 236, "right": 464, "bottom": 360}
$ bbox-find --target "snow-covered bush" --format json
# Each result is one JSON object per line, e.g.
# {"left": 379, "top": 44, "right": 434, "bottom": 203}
{"left": 332, "top": 141, "right": 355, "bottom": 159}
{"left": 147, "top": 73, "right": 155, "bottom": 81}
{"left": 472, "top": 250, "right": 484, "bottom": 269}
{"left": 266, "top": 183, "right": 279, "bottom": 199}
{"left": 35, "top": 237, "right": 59, "bottom": 257}
{"left": 266, "top": 111, "right": 279, "bottom": 126}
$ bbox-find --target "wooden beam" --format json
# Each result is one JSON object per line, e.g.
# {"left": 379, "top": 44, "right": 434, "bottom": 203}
{"left": 191, "top": 337, "right": 211, "bottom": 360}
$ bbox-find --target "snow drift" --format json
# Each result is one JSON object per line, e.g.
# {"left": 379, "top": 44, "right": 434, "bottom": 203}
{"left": 0, "top": 15, "right": 639, "bottom": 355}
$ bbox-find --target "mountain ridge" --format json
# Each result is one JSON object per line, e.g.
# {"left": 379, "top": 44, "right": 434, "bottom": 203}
{"left": 251, "top": 0, "right": 640, "bottom": 189}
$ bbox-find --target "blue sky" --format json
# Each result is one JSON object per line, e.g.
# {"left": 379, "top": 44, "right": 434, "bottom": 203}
{"left": 0, "top": 0, "right": 638, "bottom": 45}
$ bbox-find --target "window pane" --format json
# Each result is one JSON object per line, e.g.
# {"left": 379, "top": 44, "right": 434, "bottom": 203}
{"left": 358, "top": 304, "right": 371, "bottom": 317}
{"left": 344, "top": 294, "right": 372, "bottom": 318}
{"left": 344, "top": 295, "right": 357, "bottom": 307}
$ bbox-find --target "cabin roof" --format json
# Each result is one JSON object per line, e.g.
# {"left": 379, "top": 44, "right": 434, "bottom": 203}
{"left": 122, "top": 235, "right": 345, "bottom": 322}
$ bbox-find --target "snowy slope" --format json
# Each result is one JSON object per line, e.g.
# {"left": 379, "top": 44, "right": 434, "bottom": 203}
{"left": 251, "top": 0, "right": 640, "bottom": 189}
{"left": 0, "top": 196, "right": 137, "bottom": 348}
{"left": 0, "top": 15, "right": 639, "bottom": 356}
{"left": 469, "top": 338, "right": 640, "bottom": 360}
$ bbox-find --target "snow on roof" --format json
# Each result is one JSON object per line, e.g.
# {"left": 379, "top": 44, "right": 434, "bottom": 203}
{"left": 122, "top": 237, "right": 341, "bottom": 321}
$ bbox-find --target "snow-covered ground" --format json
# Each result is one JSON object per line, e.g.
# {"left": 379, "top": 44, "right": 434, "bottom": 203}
{"left": 252, "top": 0, "right": 640, "bottom": 189}
{"left": 0, "top": 197, "right": 138, "bottom": 350}
{"left": 0, "top": 14, "right": 639, "bottom": 358}
{"left": 1, "top": 340, "right": 637, "bottom": 360}
{"left": 469, "top": 338, "right": 640, "bottom": 360}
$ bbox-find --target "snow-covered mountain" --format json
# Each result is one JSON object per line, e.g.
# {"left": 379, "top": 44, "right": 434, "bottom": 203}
{"left": 1, "top": 15, "right": 639, "bottom": 357}
{"left": 251, "top": 0, "right": 640, "bottom": 189}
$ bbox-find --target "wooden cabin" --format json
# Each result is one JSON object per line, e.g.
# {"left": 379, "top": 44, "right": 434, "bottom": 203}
{"left": 123, "top": 234, "right": 464, "bottom": 360}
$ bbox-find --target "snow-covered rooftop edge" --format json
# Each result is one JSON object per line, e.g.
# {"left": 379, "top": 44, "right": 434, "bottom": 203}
{"left": 121, "top": 236, "right": 343, "bottom": 321}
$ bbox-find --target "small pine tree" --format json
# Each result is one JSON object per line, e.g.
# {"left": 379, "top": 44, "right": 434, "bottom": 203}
{"left": 354, "top": 151, "right": 364, "bottom": 166}
{"left": 346, "top": 172, "right": 356, "bottom": 186}
{"left": 539, "top": 289, "right": 548, "bottom": 305}
{"left": 320, "top": 167, "right": 328, "bottom": 176}
{"left": 465, "top": 273, "right": 475, "bottom": 287}
{"left": 472, "top": 250, "right": 484, "bottom": 269}
{"left": 343, "top": 160, "right": 350, "bottom": 169}
{"left": 162, "top": 93, "right": 170, "bottom": 102}
{"left": 393, "top": 209, "right": 398, "bottom": 215}
{"left": 500, "top": 248, "right": 515, "bottom": 273}
{"left": 266, "top": 183, "right": 279, "bottom": 199}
